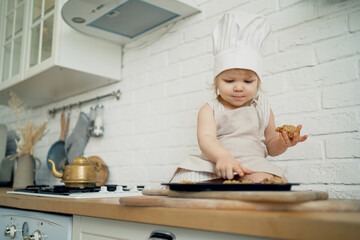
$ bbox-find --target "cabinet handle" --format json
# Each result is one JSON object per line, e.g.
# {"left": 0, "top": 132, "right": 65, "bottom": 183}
{"left": 148, "top": 230, "right": 176, "bottom": 240}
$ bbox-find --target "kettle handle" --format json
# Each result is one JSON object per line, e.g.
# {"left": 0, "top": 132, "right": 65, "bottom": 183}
{"left": 94, "top": 161, "right": 102, "bottom": 172}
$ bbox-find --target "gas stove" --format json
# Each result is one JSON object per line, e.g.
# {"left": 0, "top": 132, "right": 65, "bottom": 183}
{"left": 7, "top": 185, "right": 143, "bottom": 199}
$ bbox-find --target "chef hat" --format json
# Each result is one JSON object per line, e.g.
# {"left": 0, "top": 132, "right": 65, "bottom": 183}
{"left": 212, "top": 11, "right": 271, "bottom": 79}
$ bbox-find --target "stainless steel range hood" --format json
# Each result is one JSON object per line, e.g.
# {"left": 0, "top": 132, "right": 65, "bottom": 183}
{"left": 61, "top": 0, "right": 200, "bottom": 45}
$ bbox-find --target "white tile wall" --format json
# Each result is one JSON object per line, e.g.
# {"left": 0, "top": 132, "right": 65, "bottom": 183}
{"left": 1, "top": 0, "right": 359, "bottom": 199}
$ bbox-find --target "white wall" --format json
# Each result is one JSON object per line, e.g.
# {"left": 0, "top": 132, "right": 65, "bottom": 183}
{"left": 1, "top": 0, "right": 359, "bottom": 199}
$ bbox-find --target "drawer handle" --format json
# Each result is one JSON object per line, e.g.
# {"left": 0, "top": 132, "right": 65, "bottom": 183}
{"left": 148, "top": 230, "right": 176, "bottom": 240}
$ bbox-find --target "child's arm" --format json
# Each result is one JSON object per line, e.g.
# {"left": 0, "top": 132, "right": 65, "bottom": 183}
{"left": 265, "top": 109, "right": 308, "bottom": 156}
{"left": 197, "top": 104, "right": 253, "bottom": 179}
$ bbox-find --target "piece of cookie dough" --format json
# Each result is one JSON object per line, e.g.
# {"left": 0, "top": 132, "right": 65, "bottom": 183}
{"left": 275, "top": 125, "right": 300, "bottom": 140}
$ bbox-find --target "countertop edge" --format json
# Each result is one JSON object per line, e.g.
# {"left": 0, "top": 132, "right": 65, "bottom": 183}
{"left": 1, "top": 189, "right": 360, "bottom": 240}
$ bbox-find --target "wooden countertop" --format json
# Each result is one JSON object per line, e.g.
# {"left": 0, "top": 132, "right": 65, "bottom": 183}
{"left": 1, "top": 188, "right": 360, "bottom": 240}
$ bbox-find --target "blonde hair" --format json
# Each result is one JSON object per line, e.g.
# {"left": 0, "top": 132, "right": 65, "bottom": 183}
{"left": 213, "top": 69, "right": 261, "bottom": 96}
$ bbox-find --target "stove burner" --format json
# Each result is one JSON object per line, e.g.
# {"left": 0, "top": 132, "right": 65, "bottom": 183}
{"left": 15, "top": 184, "right": 144, "bottom": 196}
{"left": 52, "top": 185, "right": 98, "bottom": 194}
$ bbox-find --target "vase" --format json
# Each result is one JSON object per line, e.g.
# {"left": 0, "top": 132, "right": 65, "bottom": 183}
{"left": 12, "top": 154, "right": 41, "bottom": 189}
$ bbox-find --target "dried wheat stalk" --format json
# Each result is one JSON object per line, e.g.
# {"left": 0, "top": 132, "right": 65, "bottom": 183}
{"left": 8, "top": 92, "right": 47, "bottom": 159}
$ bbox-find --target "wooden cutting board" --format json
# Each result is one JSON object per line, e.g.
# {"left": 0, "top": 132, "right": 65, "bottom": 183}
{"left": 142, "top": 189, "right": 328, "bottom": 203}
{"left": 119, "top": 196, "right": 360, "bottom": 212}
{"left": 88, "top": 156, "right": 108, "bottom": 186}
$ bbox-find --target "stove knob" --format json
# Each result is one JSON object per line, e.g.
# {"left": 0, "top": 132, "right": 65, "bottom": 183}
{"left": 4, "top": 225, "right": 17, "bottom": 239}
{"left": 115, "top": 185, "right": 124, "bottom": 192}
{"left": 99, "top": 186, "right": 108, "bottom": 193}
{"left": 129, "top": 185, "right": 138, "bottom": 192}
{"left": 22, "top": 222, "right": 30, "bottom": 240}
{"left": 29, "top": 230, "right": 45, "bottom": 240}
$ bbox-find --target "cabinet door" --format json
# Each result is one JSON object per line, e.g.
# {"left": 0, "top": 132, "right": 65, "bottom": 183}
{"left": 72, "top": 216, "right": 265, "bottom": 240}
{"left": 0, "top": 0, "right": 25, "bottom": 82}
{"left": 28, "top": 0, "right": 54, "bottom": 68}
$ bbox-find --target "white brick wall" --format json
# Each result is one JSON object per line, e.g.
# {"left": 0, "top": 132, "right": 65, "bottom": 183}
{"left": 1, "top": 0, "right": 359, "bottom": 199}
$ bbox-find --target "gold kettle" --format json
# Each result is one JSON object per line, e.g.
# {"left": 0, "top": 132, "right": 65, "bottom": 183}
{"left": 48, "top": 156, "right": 101, "bottom": 187}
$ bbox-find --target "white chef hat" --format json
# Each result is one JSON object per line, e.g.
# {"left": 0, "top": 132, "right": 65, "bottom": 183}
{"left": 212, "top": 11, "right": 271, "bottom": 79}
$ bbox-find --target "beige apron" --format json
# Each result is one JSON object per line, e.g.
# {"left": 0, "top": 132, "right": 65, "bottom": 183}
{"left": 176, "top": 99, "right": 283, "bottom": 179}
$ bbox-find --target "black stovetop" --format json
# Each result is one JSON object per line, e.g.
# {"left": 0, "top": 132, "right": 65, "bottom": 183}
{"left": 14, "top": 185, "right": 143, "bottom": 196}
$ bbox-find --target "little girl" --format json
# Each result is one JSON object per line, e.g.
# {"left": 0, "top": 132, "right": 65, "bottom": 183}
{"left": 170, "top": 11, "right": 307, "bottom": 183}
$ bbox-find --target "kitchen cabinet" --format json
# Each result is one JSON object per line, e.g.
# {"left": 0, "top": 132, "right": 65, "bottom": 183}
{"left": 0, "top": 0, "right": 25, "bottom": 84}
{"left": 0, "top": 0, "right": 121, "bottom": 107}
{"left": 72, "top": 215, "right": 268, "bottom": 240}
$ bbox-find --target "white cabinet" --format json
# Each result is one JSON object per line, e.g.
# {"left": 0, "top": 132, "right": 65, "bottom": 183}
{"left": 72, "top": 215, "right": 269, "bottom": 240}
{"left": 0, "top": 0, "right": 25, "bottom": 83}
{"left": 0, "top": 0, "right": 121, "bottom": 107}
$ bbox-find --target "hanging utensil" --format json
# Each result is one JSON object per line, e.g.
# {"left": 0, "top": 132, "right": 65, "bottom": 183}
{"left": 88, "top": 106, "right": 95, "bottom": 136}
{"left": 46, "top": 112, "right": 70, "bottom": 170}
{"left": 65, "top": 112, "right": 90, "bottom": 164}
{"left": 92, "top": 104, "right": 104, "bottom": 137}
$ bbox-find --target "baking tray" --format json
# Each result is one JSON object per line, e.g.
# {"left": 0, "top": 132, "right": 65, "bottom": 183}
{"left": 162, "top": 183, "right": 299, "bottom": 192}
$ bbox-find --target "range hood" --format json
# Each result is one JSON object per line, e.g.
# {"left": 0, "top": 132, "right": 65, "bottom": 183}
{"left": 61, "top": 0, "right": 200, "bottom": 45}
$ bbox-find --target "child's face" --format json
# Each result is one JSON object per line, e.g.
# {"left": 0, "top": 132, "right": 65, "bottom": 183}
{"left": 216, "top": 69, "right": 259, "bottom": 109}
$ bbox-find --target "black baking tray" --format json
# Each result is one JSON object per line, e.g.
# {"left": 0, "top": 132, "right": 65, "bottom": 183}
{"left": 162, "top": 183, "right": 299, "bottom": 192}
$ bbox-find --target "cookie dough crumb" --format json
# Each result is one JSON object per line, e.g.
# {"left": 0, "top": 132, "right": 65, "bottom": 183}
{"left": 178, "top": 180, "right": 196, "bottom": 184}
{"left": 260, "top": 177, "right": 286, "bottom": 184}
{"left": 275, "top": 125, "right": 300, "bottom": 140}
{"left": 223, "top": 180, "right": 254, "bottom": 184}
{"left": 223, "top": 178, "right": 285, "bottom": 184}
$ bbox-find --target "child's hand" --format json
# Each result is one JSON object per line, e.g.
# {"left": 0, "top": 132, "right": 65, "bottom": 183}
{"left": 279, "top": 124, "right": 308, "bottom": 147}
{"left": 215, "top": 155, "right": 253, "bottom": 179}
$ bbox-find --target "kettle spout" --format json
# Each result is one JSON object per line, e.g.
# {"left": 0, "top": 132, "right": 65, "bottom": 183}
{"left": 48, "top": 159, "right": 63, "bottom": 178}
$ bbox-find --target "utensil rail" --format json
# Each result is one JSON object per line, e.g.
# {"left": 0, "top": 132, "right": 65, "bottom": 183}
{"left": 48, "top": 89, "right": 121, "bottom": 117}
